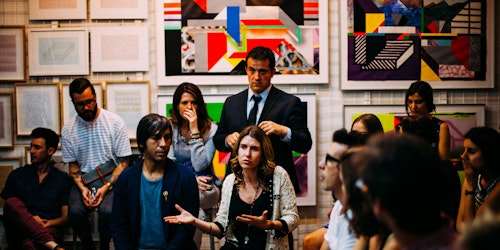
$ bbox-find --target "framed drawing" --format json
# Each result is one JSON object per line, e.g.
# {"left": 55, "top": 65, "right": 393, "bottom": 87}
{"left": 0, "top": 26, "right": 26, "bottom": 81}
{"left": 0, "top": 157, "right": 22, "bottom": 212}
{"left": 90, "top": 0, "right": 148, "bottom": 19}
{"left": 24, "top": 147, "right": 66, "bottom": 172}
{"left": 90, "top": 26, "right": 149, "bottom": 72}
{"left": 15, "top": 83, "right": 61, "bottom": 136}
{"left": 29, "top": 28, "right": 89, "bottom": 76}
{"left": 29, "top": 0, "right": 87, "bottom": 20}
{"left": 340, "top": 0, "right": 495, "bottom": 90}
{"left": 0, "top": 93, "right": 14, "bottom": 148}
{"left": 105, "top": 81, "right": 150, "bottom": 140}
{"left": 158, "top": 93, "right": 317, "bottom": 206}
{"left": 155, "top": 0, "right": 329, "bottom": 86}
{"left": 344, "top": 104, "right": 485, "bottom": 158}
{"left": 61, "top": 82, "right": 103, "bottom": 125}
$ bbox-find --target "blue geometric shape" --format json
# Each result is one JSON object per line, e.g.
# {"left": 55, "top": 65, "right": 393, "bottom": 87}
{"left": 227, "top": 6, "right": 240, "bottom": 44}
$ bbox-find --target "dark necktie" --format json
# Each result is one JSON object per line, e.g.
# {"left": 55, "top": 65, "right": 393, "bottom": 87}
{"left": 248, "top": 95, "right": 262, "bottom": 125}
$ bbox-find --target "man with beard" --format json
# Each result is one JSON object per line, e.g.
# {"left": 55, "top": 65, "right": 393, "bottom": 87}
{"left": 62, "top": 78, "right": 132, "bottom": 250}
{"left": 1, "top": 128, "right": 72, "bottom": 250}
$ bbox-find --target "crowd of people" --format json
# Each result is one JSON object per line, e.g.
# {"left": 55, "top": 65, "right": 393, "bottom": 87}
{"left": 1, "top": 46, "right": 499, "bottom": 250}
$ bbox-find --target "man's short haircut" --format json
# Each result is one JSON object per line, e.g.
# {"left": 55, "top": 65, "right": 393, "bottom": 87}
{"left": 245, "top": 46, "right": 276, "bottom": 70}
{"left": 69, "top": 78, "right": 96, "bottom": 100}
{"left": 136, "top": 113, "right": 171, "bottom": 154}
{"left": 360, "top": 133, "right": 442, "bottom": 234}
{"left": 31, "top": 127, "right": 59, "bottom": 149}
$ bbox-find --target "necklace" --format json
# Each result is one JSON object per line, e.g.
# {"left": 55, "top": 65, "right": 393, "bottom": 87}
{"left": 243, "top": 181, "right": 260, "bottom": 245}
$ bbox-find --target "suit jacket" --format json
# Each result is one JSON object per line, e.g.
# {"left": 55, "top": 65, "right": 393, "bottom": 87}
{"left": 110, "top": 158, "right": 199, "bottom": 250}
{"left": 214, "top": 86, "right": 312, "bottom": 192}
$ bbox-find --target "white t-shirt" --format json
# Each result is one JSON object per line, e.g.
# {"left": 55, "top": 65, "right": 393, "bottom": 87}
{"left": 62, "top": 108, "right": 132, "bottom": 173}
{"left": 324, "top": 200, "right": 356, "bottom": 250}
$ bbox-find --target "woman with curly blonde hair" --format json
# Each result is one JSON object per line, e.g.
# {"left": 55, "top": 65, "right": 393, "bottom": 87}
{"left": 165, "top": 125, "right": 299, "bottom": 249}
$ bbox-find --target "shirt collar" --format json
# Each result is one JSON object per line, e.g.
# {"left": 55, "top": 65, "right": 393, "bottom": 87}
{"left": 247, "top": 84, "right": 272, "bottom": 103}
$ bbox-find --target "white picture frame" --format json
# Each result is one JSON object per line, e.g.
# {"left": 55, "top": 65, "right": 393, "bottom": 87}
{"left": 105, "top": 81, "right": 150, "bottom": 140}
{"left": 15, "top": 83, "right": 61, "bottom": 136}
{"left": 90, "top": 26, "right": 149, "bottom": 72}
{"left": 0, "top": 26, "right": 26, "bottom": 81}
{"left": 0, "top": 93, "right": 14, "bottom": 148}
{"left": 60, "top": 82, "right": 103, "bottom": 125}
{"left": 29, "top": 28, "right": 89, "bottom": 76}
{"left": 90, "top": 0, "right": 148, "bottom": 19}
{"left": 157, "top": 93, "right": 317, "bottom": 206}
{"left": 340, "top": 0, "right": 495, "bottom": 90}
{"left": 29, "top": 0, "right": 87, "bottom": 20}
{"left": 155, "top": 0, "right": 329, "bottom": 86}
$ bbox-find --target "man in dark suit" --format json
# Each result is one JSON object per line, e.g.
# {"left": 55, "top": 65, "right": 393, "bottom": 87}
{"left": 110, "top": 114, "right": 199, "bottom": 250}
{"left": 214, "top": 46, "right": 312, "bottom": 194}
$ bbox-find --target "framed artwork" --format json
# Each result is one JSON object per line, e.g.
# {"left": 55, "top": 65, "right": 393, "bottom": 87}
{"left": 29, "top": 0, "right": 87, "bottom": 20}
{"left": 24, "top": 147, "right": 66, "bottom": 172}
{"left": 105, "top": 81, "right": 150, "bottom": 140}
{"left": 0, "top": 26, "right": 26, "bottom": 81}
{"left": 15, "top": 83, "right": 61, "bottom": 136}
{"left": 60, "top": 82, "right": 103, "bottom": 125}
{"left": 29, "top": 28, "right": 89, "bottom": 76}
{"left": 155, "top": 0, "right": 329, "bottom": 86}
{"left": 0, "top": 93, "right": 14, "bottom": 148}
{"left": 157, "top": 93, "right": 317, "bottom": 206}
{"left": 340, "top": 0, "right": 495, "bottom": 90}
{"left": 0, "top": 157, "right": 22, "bottom": 211}
{"left": 90, "top": 26, "right": 149, "bottom": 72}
{"left": 344, "top": 104, "right": 485, "bottom": 158}
{"left": 90, "top": 0, "right": 148, "bottom": 19}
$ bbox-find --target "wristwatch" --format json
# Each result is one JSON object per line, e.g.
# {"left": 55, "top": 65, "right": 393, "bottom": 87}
{"left": 106, "top": 182, "right": 113, "bottom": 190}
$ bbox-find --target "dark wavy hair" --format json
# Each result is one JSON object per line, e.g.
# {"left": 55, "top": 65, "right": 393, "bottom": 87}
{"left": 31, "top": 127, "right": 59, "bottom": 150}
{"left": 230, "top": 126, "right": 275, "bottom": 190}
{"left": 246, "top": 46, "right": 276, "bottom": 70}
{"left": 340, "top": 146, "right": 390, "bottom": 238}
{"left": 170, "top": 82, "right": 212, "bottom": 137}
{"left": 464, "top": 127, "right": 500, "bottom": 176}
{"left": 136, "top": 114, "right": 171, "bottom": 154}
{"left": 69, "top": 78, "right": 96, "bottom": 100}
{"left": 405, "top": 81, "right": 436, "bottom": 115}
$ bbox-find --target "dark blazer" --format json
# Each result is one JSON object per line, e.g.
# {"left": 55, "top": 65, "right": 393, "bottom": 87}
{"left": 214, "top": 86, "right": 312, "bottom": 193}
{"left": 110, "top": 158, "right": 199, "bottom": 250}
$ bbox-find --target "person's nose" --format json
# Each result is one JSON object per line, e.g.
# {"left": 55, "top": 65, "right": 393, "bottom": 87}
{"left": 186, "top": 102, "right": 192, "bottom": 109}
{"left": 159, "top": 137, "right": 167, "bottom": 147}
{"left": 318, "top": 159, "right": 325, "bottom": 170}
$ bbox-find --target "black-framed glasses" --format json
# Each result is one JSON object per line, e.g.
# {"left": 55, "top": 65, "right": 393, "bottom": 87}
{"left": 73, "top": 98, "right": 96, "bottom": 109}
{"left": 325, "top": 153, "right": 340, "bottom": 164}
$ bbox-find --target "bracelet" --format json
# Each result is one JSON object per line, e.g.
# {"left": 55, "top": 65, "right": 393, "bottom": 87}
{"left": 106, "top": 182, "right": 113, "bottom": 190}
{"left": 190, "top": 131, "right": 201, "bottom": 136}
{"left": 207, "top": 222, "right": 213, "bottom": 234}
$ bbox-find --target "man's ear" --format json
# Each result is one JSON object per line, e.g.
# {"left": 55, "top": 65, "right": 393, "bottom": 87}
{"left": 47, "top": 146, "right": 56, "bottom": 156}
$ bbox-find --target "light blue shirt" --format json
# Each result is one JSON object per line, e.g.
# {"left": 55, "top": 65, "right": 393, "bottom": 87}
{"left": 247, "top": 85, "right": 292, "bottom": 143}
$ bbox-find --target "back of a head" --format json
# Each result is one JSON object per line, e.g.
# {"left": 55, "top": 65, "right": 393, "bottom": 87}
{"left": 400, "top": 115, "right": 439, "bottom": 149}
{"left": 361, "top": 133, "right": 442, "bottom": 234}
{"left": 333, "top": 128, "right": 367, "bottom": 148}
{"left": 351, "top": 113, "right": 384, "bottom": 135}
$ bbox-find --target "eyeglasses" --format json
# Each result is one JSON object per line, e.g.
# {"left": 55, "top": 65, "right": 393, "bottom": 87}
{"left": 325, "top": 153, "right": 340, "bottom": 164}
{"left": 73, "top": 98, "right": 96, "bottom": 109}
